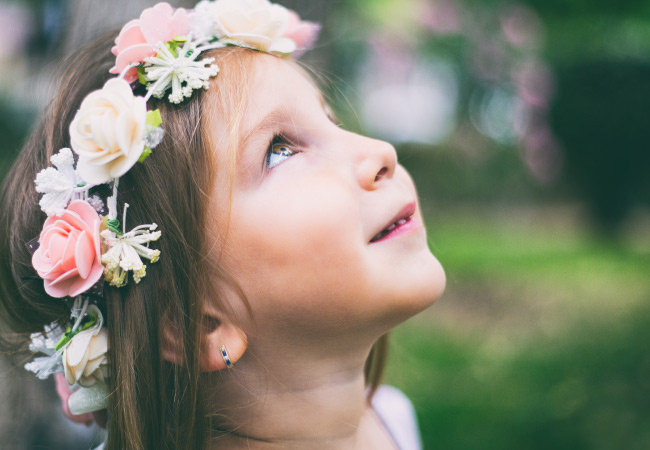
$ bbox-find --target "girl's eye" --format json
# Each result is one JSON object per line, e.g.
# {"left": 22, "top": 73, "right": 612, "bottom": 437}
{"left": 266, "top": 139, "right": 297, "bottom": 169}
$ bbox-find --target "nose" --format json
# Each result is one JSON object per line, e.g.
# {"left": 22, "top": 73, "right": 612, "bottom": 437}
{"left": 353, "top": 135, "right": 398, "bottom": 190}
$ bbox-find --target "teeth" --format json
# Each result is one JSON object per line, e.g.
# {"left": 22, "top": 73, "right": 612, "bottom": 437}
{"left": 370, "top": 217, "right": 411, "bottom": 243}
{"left": 386, "top": 218, "right": 408, "bottom": 232}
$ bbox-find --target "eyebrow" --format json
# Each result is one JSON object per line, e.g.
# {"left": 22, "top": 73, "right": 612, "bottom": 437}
{"left": 240, "top": 107, "right": 289, "bottom": 152}
{"left": 239, "top": 94, "right": 339, "bottom": 165}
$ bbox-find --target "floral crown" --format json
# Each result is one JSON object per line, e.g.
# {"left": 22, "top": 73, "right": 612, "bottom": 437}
{"left": 25, "top": 0, "right": 319, "bottom": 417}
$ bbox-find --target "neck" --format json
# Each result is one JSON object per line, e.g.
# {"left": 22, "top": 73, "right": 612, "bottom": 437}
{"left": 206, "top": 338, "right": 394, "bottom": 450}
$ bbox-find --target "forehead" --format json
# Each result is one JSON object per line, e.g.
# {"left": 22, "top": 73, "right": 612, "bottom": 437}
{"left": 241, "top": 55, "right": 323, "bottom": 134}
{"left": 205, "top": 53, "right": 323, "bottom": 154}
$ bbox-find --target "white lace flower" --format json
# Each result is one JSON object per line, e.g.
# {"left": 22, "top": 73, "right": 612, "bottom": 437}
{"left": 101, "top": 204, "right": 161, "bottom": 287}
{"left": 34, "top": 148, "right": 90, "bottom": 216}
{"left": 143, "top": 38, "right": 220, "bottom": 104}
{"left": 24, "top": 323, "right": 65, "bottom": 379}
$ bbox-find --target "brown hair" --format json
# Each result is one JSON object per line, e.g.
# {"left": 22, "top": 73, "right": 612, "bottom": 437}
{"left": 0, "top": 31, "right": 387, "bottom": 450}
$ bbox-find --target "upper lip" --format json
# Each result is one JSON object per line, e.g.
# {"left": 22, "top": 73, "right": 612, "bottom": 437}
{"left": 369, "top": 201, "right": 416, "bottom": 243}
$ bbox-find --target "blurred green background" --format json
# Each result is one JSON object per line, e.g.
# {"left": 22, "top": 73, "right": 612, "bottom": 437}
{"left": 0, "top": 0, "right": 649, "bottom": 449}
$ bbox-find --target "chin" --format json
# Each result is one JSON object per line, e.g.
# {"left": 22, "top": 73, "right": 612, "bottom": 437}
{"left": 407, "top": 240, "right": 446, "bottom": 295}
{"left": 374, "top": 253, "right": 446, "bottom": 330}
{"left": 419, "top": 258, "right": 446, "bottom": 309}
{"left": 406, "top": 256, "right": 446, "bottom": 314}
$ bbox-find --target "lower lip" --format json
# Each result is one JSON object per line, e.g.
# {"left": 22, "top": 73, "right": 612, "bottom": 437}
{"left": 371, "top": 217, "right": 421, "bottom": 243}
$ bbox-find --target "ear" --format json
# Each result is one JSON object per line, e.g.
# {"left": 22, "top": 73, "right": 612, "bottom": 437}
{"left": 198, "top": 314, "right": 248, "bottom": 371}
{"left": 160, "top": 311, "right": 248, "bottom": 371}
{"left": 161, "top": 312, "right": 185, "bottom": 366}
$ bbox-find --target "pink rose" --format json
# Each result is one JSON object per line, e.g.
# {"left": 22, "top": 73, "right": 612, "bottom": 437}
{"left": 284, "top": 10, "right": 320, "bottom": 58}
{"left": 32, "top": 200, "right": 103, "bottom": 298}
{"left": 109, "top": 2, "right": 190, "bottom": 83}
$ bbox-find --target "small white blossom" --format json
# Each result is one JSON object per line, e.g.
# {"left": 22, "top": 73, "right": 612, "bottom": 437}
{"left": 34, "top": 148, "right": 90, "bottom": 216}
{"left": 101, "top": 210, "right": 161, "bottom": 287}
{"left": 143, "top": 38, "right": 220, "bottom": 104}
{"left": 24, "top": 323, "right": 65, "bottom": 379}
{"left": 145, "top": 126, "right": 166, "bottom": 149}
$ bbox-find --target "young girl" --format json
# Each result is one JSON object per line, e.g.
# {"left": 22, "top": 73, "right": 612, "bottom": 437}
{"left": 0, "top": 1, "right": 445, "bottom": 449}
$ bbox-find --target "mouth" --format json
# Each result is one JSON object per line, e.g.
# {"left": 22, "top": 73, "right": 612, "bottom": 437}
{"left": 369, "top": 202, "right": 417, "bottom": 244}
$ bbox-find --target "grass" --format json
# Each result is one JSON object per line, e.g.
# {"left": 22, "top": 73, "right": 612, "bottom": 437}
{"left": 383, "top": 205, "right": 650, "bottom": 450}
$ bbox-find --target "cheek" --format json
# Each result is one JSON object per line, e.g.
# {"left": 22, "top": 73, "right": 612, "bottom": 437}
{"left": 219, "top": 179, "right": 369, "bottom": 320}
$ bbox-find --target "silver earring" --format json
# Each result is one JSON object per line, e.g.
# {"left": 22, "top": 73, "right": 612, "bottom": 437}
{"left": 220, "top": 345, "right": 233, "bottom": 368}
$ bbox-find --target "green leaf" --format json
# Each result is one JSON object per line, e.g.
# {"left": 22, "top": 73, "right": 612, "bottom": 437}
{"left": 55, "top": 335, "right": 71, "bottom": 351}
{"left": 165, "top": 41, "right": 178, "bottom": 58}
{"left": 139, "top": 147, "right": 152, "bottom": 163}
{"left": 138, "top": 66, "right": 148, "bottom": 86}
{"left": 80, "top": 313, "right": 97, "bottom": 331}
{"left": 146, "top": 109, "right": 162, "bottom": 127}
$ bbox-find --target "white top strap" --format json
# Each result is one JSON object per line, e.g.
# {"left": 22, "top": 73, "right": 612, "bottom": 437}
{"left": 372, "top": 385, "right": 423, "bottom": 450}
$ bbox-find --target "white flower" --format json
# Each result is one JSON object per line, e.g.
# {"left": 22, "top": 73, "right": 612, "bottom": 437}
{"left": 24, "top": 323, "right": 65, "bottom": 379}
{"left": 192, "top": 0, "right": 297, "bottom": 54}
{"left": 143, "top": 38, "right": 220, "bottom": 104}
{"left": 101, "top": 207, "right": 161, "bottom": 287}
{"left": 24, "top": 301, "right": 107, "bottom": 387}
{"left": 64, "top": 329, "right": 108, "bottom": 387}
{"left": 34, "top": 148, "right": 89, "bottom": 216}
{"left": 62, "top": 305, "right": 108, "bottom": 387}
{"left": 69, "top": 78, "right": 148, "bottom": 184}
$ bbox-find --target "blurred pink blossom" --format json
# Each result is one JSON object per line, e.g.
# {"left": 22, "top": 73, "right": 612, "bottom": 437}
{"left": 419, "top": 0, "right": 461, "bottom": 34}
{"left": 500, "top": 4, "right": 544, "bottom": 50}
{"left": 285, "top": 10, "right": 321, "bottom": 57}
{"left": 514, "top": 60, "right": 555, "bottom": 110}
{"left": 0, "top": 2, "right": 33, "bottom": 59}
{"left": 522, "top": 124, "right": 563, "bottom": 183}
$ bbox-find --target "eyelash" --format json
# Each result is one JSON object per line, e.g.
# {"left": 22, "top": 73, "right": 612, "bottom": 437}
{"left": 265, "top": 134, "right": 298, "bottom": 170}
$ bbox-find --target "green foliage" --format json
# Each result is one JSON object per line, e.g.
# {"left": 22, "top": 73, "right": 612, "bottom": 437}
{"left": 397, "top": 143, "right": 549, "bottom": 206}
{"left": 523, "top": 0, "right": 650, "bottom": 20}
{"left": 385, "top": 209, "right": 650, "bottom": 450}
{"left": 0, "top": 97, "right": 33, "bottom": 179}
{"left": 550, "top": 59, "right": 650, "bottom": 231}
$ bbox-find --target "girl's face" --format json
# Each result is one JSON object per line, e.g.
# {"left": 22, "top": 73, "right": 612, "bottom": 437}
{"left": 208, "top": 55, "right": 445, "bottom": 348}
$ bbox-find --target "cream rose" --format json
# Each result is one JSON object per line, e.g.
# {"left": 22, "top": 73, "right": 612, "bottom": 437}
{"left": 193, "top": 0, "right": 297, "bottom": 54}
{"left": 63, "top": 325, "right": 108, "bottom": 387}
{"left": 69, "top": 78, "right": 147, "bottom": 185}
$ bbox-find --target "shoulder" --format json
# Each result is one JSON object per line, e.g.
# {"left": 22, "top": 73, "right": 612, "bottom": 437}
{"left": 371, "top": 385, "right": 423, "bottom": 450}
